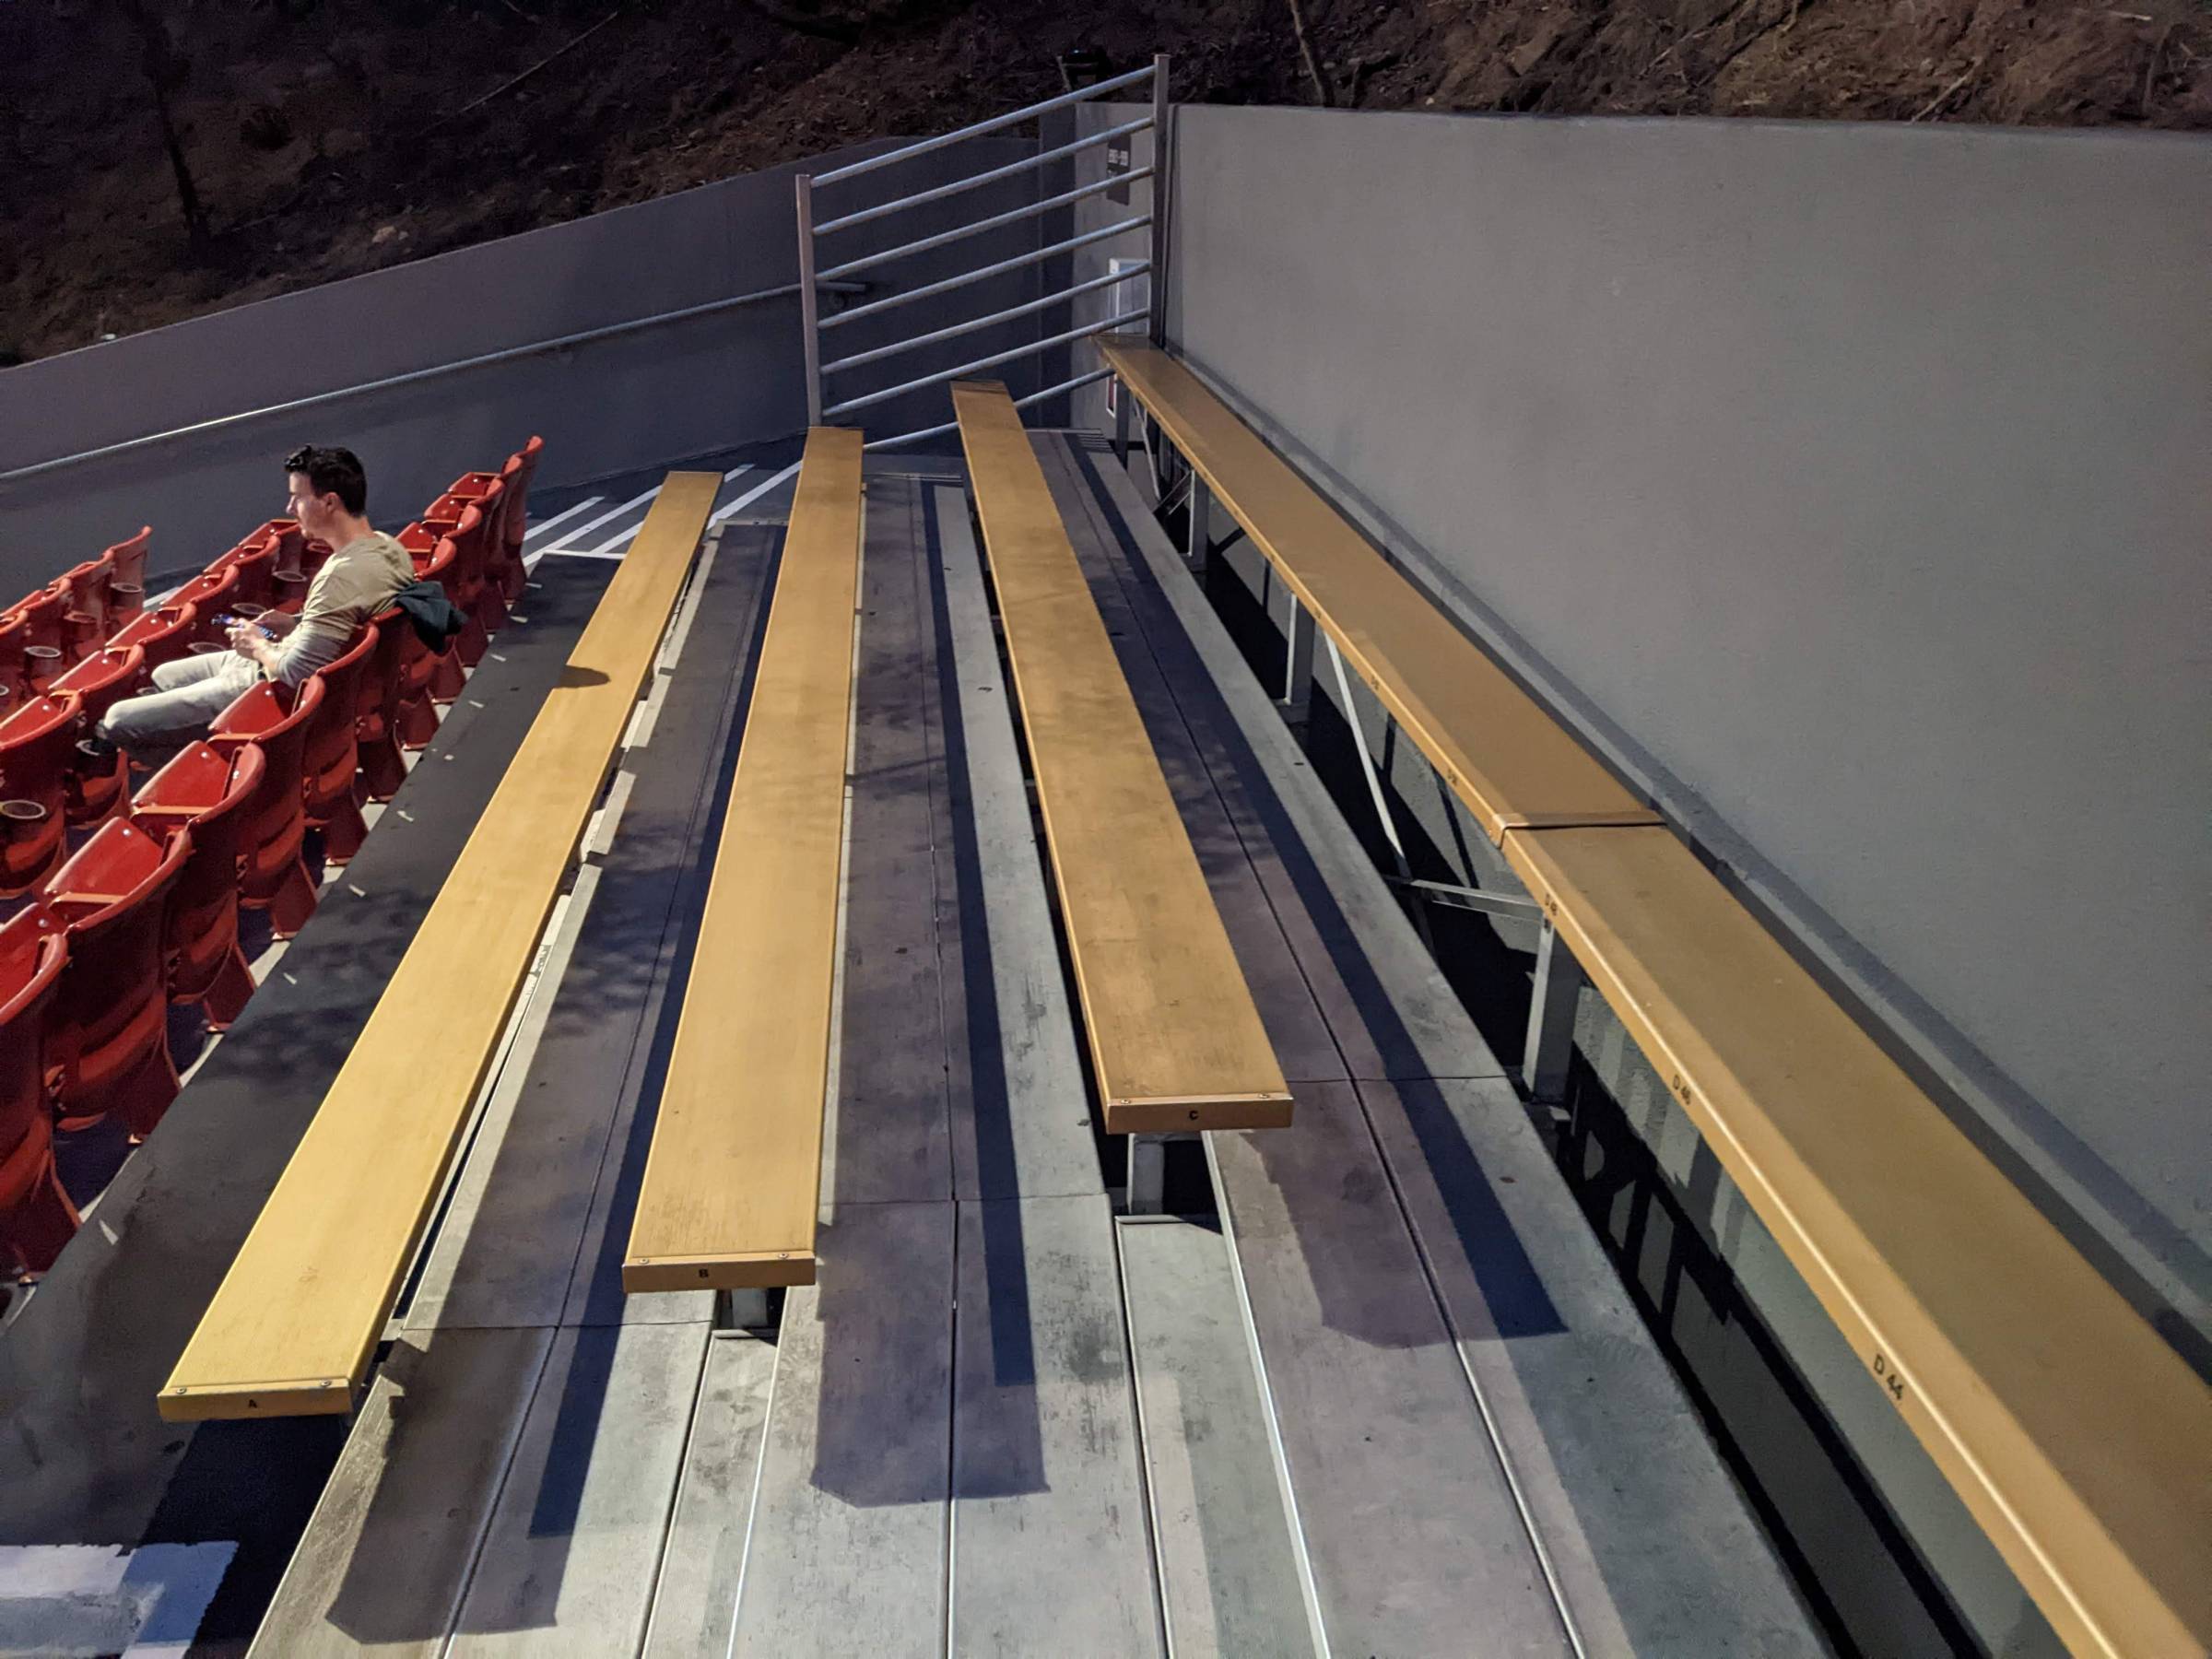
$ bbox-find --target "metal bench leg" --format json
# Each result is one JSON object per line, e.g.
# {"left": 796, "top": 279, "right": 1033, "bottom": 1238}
{"left": 1326, "top": 636, "right": 1434, "bottom": 948}
{"left": 716, "top": 1288, "right": 771, "bottom": 1330}
{"left": 1114, "top": 385, "right": 1131, "bottom": 469}
{"left": 1186, "top": 477, "right": 1212, "bottom": 577}
{"left": 1128, "top": 1135, "right": 1168, "bottom": 1215}
{"left": 1282, "top": 594, "right": 1315, "bottom": 725}
{"left": 1523, "top": 919, "right": 1586, "bottom": 1106}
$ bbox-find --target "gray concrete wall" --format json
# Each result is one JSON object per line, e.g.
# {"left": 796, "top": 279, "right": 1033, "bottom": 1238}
{"left": 1077, "top": 103, "right": 2212, "bottom": 1345}
{"left": 0, "top": 135, "right": 1041, "bottom": 591}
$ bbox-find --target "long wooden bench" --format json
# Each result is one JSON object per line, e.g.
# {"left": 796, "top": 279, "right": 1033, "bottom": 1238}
{"left": 623, "top": 429, "right": 864, "bottom": 1293}
{"left": 159, "top": 472, "right": 722, "bottom": 1421}
{"left": 953, "top": 381, "right": 1289, "bottom": 1134}
{"left": 1101, "top": 339, "right": 1659, "bottom": 845}
{"left": 1100, "top": 339, "right": 2212, "bottom": 1658}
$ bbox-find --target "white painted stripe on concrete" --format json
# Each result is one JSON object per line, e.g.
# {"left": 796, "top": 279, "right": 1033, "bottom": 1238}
{"left": 708, "top": 461, "right": 801, "bottom": 525}
{"left": 520, "top": 496, "right": 604, "bottom": 544}
{"left": 0, "top": 1542, "right": 236, "bottom": 1658}
{"left": 581, "top": 465, "right": 751, "bottom": 559}
{"left": 542, "top": 485, "right": 660, "bottom": 552}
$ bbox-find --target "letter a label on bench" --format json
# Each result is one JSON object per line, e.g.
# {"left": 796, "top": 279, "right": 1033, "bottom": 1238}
{"left": 954, "top": 381, "right": 1290, "bottom": 1134}
{"left": 624, "top": 427, "right": 865, "bottom": 1293}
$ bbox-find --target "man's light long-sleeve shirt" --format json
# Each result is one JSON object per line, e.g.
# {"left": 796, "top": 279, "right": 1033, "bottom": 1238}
{"left": 265, "top": 531, "right": 415, "bottom": 688}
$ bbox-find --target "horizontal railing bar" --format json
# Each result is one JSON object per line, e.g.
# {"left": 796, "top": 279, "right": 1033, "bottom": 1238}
{"left": 861, "top": 365, "right": 1116, "bottom": 452}
{"left": 818, "top": 218, "right": 1149, "bottom": 332}
{"left": 817, "top": 171, "right": 1152, "bottom": 283}
{"left": 0, "top": 279, "right": 864, "bottom": 486}
{"left": 812, "top": 65, "right": 1157, "bottom": 188}
{"left": 861, "top": 418, "right": 959, "bottom": 453}
{"left": 823, "top": 266, "right": 1144, "bottom": 377}
{"left": 824, "top": 309, "right": 1146, "bottom": 418}
{"left": 814, "top": 117, "right": 1153, "bottom": 237}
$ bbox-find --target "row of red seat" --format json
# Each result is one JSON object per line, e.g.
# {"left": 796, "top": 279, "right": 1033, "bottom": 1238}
{"left": 0, "top": 437, "right": 543, "bottom": 1281}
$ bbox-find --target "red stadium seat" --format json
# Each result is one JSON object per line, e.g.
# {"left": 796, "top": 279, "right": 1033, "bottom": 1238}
{"left": 300, "top": 627, "right": 374, "bottom": 865}
{"left": 442, "top": 473, "right": 512, "bottom": 638}
{"left": 108, "top": 600, "right": 200, "bottom": 686}
{"left": 0, "top": 692, "right": 83, "bottom": 897}
{"left": 172, "top": 567, "right": 241, "bottom": 645}
{"left": 247, "top": 518, "right": 306, "bottom": 574}
{"left": 55, "top": 556, "right": 115, "bottom": 661}
{"left": 424, "top": 498, "right": 493, "bottom": 667}
{"left": 103, "top": 527, "right": 152, "bottom": 625}
{"left": 0, "top": 609, "right": 30, "bottom": 708}
{"left": 133, "top": 741, "right": 265, "bottom": 1031}
{"left": 398, "top": 525, "right": 467, "bottom": 706}
{"left": 208, "top": 675, "right": 324, "bottom": 938}
{"left": 49, "top": 645, "right": 147, "bottom": 824}
{"left": 36, "top": 818, "right": 193, "bottom": 1138}
{"left": 357, "top": 606, "right": 410, "bottom": 801}
{"left": 10, "top": 587, "right": 70, "bottom": 690}
{"left": 499, "top": 436, "right": 544, "bottom": 603}
{"left": 0, "top": 928, "right": 74, "bottom": 1280}
{"left": 214, "top": 533, "right": 279, "bottom": 611}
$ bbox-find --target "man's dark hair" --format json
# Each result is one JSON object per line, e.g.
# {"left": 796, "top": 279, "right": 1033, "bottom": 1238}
{"left": 285, "top": 444, "right": 368, "bottom": 514}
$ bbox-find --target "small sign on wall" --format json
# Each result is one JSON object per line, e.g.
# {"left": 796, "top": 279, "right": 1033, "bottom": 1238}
{"left": 1104, "top": 257, "right": 1149, "bottom": 418}
{"left": 1105, "top": 133, "right": 1134, "bottom": 206}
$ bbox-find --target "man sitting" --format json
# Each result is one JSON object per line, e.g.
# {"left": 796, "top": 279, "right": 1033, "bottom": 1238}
{"left": 98, "top": 445, "right": 415, "bottom": 754}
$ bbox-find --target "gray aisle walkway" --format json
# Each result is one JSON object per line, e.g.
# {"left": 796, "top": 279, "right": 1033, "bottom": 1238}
{"left": 252, "top": 524, "right": 775, "bottom": 1656}
{"left": 1045, "top": 434, "right": 1828, "bottom": 1658}
{"left": 721, "top": 476, "right": 1164, "bottom": 1659}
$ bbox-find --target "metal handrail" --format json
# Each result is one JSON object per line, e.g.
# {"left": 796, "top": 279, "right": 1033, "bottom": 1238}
{"left": 821, "top": 266, "right": 1144, "bottom": 378}
{"left": 1, "top": 277, "right": 862, "bottom": 486}
{"left": 799, "top": 53, "right": 1166, "bottom": 441}
{"left": 812, "top": 117, "right": 1154, "bottom": 237}
{"left": 818, "top": 218, "right": 1150, "bottom": 333}
{"left": 810, "top": 63, "right": 1157, "bottom": 188}
{"left": 822, "top": 309, "right": 1146, "bottom": 419}
{"left": 863, "top": 366, "right": 1113, "bottom": 452}
{"left": 816, "top": 171, "right": 1152, "bottom": 284}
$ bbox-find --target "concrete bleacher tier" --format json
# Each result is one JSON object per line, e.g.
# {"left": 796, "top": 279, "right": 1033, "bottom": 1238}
{"left": 1100, "top": 335, "right": 2212, "bottom": 1659}
{"left": 219, "top": 441, "right": 1822, "bottom": 1654}
{"left": 160, "top": 471, "right": 719, "bottom": 1418}
{"left": 1, "top": 361, "right": 2197, "bottom": 1654}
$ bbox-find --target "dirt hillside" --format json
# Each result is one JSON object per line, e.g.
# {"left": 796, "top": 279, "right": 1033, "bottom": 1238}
{"left": 2, "top": 0, "right": 2205, "bottom": 364}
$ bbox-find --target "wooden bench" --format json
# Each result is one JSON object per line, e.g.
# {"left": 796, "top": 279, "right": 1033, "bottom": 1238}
{"left": 1500, "top": 827, "right": 2211, "bottom": 1658}
{"left": 953, "top": 381, "right": 1289, "bottom": 1134}
{"left": 623, "top": 429, "right": 865, "bottom": 1293}
{"left": 159, "top": 472, "right": 722, "bottom": 1421}
{"left": 1100, "top": 339, "right": 1659, "bottom": 844}
{"left": 1100, "top": 340, "right": 2212, "bottom": 1656}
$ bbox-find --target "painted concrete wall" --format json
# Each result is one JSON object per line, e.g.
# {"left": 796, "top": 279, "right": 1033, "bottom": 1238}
{"left": 1077, "top": 103, "right": 2212, "bottom": 1345}
{"left": 0, "top": 135, "right": 1041, "bottom": 592}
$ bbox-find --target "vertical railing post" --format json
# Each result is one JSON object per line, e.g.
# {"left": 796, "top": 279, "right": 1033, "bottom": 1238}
{"left": 796, "top": 173, "right": 824, "bottom": 427}
{"left": 1186, "top": 476, "right": 1211, "bottom": 574}
{"left": 1147, "top": 54, "right": 1171, "bottom": 347}
{"left": 1523, "top": 921, "right": 1587, "bottom": 1106}
{"left": 1283, "top": 596, "right": 1315, "bottom": 725}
